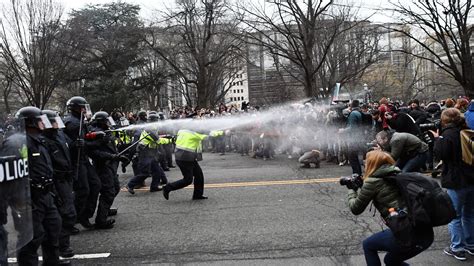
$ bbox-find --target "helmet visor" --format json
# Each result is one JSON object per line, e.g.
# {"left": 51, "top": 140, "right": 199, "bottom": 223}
{"left": 107, "top": 117, "right": 116, "bottom": 127}
{"left": 52, "top": 116, "right": 65, "bottom": 129}
{"left": 84, "top": 104, "right": 92, "bottom": 117}
{"left": 38, "top": 114, "right": 52, "bottom": 129}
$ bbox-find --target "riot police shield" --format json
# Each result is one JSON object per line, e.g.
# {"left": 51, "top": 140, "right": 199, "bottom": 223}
{"left": 0, "top": 126, "right": 32, "bottom": 264}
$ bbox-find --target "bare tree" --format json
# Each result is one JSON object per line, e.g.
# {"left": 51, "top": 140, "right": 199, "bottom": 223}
{"left": 240, "top": 0, "right": 339, "bottom": 98}
{"left": 146, "top": 0, "right": 247, "bottom": 108}
{"left": 316, "top": 6, "right": 381, "bottom": 93}
{"left": 391, "top": 0, "right": 474, "bottom": 98}
{"left": 0, "top": 0, "right": 70, "bottom": 108}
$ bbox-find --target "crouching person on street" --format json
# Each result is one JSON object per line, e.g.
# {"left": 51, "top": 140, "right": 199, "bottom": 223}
{"left": 345, "top": 150, "right": 433, "bottom": 265}
{"left": 163, "top": 129, "right": 223, "bottom": 200}
{"left": 298, "top": 150, "right": 320, "bottom": 168}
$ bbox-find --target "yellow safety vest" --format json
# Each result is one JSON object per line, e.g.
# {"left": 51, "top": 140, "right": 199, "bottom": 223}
{"left": 140, "top": 130, "right": 171, "bottom": 149}
{"left": 175, "top": 129, "right": 208, "bottom": 153}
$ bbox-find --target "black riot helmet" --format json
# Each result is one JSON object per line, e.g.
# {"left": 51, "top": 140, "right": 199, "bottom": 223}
{"left": 42, "top": 110, "right": 65, "bottom": 129}
{"left": 92, "top": 111, "right": 115, "bottom": 129}
{"left": 148, "top": 113, "right": 159, "bottom": 122}
{"left": 138, "top": 110, "right": 147, "bottom": 121}
{"left": 157, "top": 112, "right": 165, "bottom": 120}
{"left": 15, "top": 106, "right": 52, "bottom": 130}
{"left": 66, "top": 96, "right": 90, "bottom": 115}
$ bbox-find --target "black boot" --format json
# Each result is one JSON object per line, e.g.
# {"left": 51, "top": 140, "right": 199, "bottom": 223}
{"left": 95, "top": 219, "right": 115, "bottom": 230}
{"left": 108, "top": 208, "right": 118, "bottom": 216}
{"left": 163, "top": 185, "right": 170, "bottom": 200}
{"left": 79, "top": 218, "right": 94, "bottom": 229}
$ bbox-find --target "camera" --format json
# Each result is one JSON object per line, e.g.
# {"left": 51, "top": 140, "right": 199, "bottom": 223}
{"left": 419, "top": 119, "right": 441, "bottom": 131}
{"left": 419, "top": 119, "right": 441, "bottom": 145}
{"left": 339, "top": 174, "right": 363, "bottom": 190}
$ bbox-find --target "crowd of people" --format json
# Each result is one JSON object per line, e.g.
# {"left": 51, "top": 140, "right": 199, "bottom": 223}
{"left": 1, "top": 94, "right": 474, "bottom": 265}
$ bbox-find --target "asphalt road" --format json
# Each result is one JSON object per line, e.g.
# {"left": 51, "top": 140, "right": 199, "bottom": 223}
{"left": 64, "top": 153, "right": 467, "bottom": 265}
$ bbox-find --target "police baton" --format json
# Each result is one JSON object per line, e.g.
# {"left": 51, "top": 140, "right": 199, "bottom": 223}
{"left": 116, "top": 132, "right": 150, "bottom": 157}
{"left": 75, "top": 110, "right": 84, "bottom": 179}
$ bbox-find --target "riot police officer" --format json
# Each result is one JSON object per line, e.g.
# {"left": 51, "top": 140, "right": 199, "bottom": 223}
{"left": 42, "top": 110, "right": 76, "bottom": 258}
{"left": 63, "top": 96, "right": 100, "bottom": 229}
{"left": 148, "top": 113, "right": 169, "bottom": 171}
{"left": 126, "top": 125, "right": 169, "bottom": 194}
{"left": 163, "top": 129, "right": 223, "bottom": 200}
{"left": 1, "top": 119, "right": 32, "bottom": 266}
{"left": 88, "top": 112, "right": 128, "bottom": 229}
{"left": 16, "top": 107, "right": 62, "bottom": 265}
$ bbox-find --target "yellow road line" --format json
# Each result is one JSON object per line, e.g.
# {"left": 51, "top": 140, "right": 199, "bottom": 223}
{"left": 120, "top": 177, "right": 340, "bottom": 192}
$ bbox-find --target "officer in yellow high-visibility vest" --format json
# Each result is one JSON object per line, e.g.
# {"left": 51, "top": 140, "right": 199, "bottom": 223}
{"left": 163, "top": 129, "right": 223, "bottom": 200}
{"left": 126, "top": 129, "right": 172, "bottom": 194}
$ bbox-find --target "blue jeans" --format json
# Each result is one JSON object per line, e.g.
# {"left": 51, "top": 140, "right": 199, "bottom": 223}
{"left": 396, "top": 152, "right": 427, "bottom": 173}
{"left": 447, "top": 187, "right": 474, "bottom": 252}
{"left": 363, "top": 228, "right": 433, "bottom": 266}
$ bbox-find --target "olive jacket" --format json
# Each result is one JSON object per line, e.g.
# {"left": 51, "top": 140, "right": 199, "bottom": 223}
{"left": 347, "top": 165, "right": 404, "bottom": 218}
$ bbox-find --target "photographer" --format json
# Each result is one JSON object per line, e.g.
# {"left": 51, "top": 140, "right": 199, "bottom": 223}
{"left": 375, "top": 130, "right": 428, "bottom": 172}
{"left": 346, "top": 150, "right": 433, "bottom": 265}
{"left": 432, "top": 108, "right": 474, "bottom": 261}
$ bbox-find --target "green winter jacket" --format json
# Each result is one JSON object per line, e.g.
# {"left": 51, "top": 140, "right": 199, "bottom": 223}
{"left": 347, "top": 165, "right": 405, "bottom": 219}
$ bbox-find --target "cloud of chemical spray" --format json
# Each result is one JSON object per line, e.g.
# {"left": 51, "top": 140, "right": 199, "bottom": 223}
{"left": 118, "top": 101, "right": 358, "bottom": 155}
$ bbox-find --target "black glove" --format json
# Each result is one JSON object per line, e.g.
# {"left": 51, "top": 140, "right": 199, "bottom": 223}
{"left": 76, "top": 139, "right": 85, "bottom": 148}
{"left": 121, "top": 163, "right": 128, "bottom": 173}
{"left": 115, "top": 155, "right": 130, "bottom": 164}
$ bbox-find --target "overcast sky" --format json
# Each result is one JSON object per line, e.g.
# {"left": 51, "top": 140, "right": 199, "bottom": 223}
{"left": 59, "top": 0, "right": 396, "bottom": 23}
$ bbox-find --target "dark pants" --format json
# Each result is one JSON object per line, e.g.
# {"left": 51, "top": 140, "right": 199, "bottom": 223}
{"left": 215, "top": 136, "right": 225, "bottom": 154}
{"left": 54, "top": 178, "right": 76, "bottom": 252}
{"left": 128, "top": 156, "right": 168, "bottom": 190}
{"left": 95, "top": 170, "right": 118, "bottom": 224}
{"left": 348, "top": 147, "right": 362, "bottom": 176}
{"left": 167, "top": 160, "right": 204, "bottom": 198}
{"left": 17, "top": 191, "right": 62, "bottom": 266}
{"left": 396, "top": 152, "right": 428, "bottom": 173}
{"left": 73, "top": 161, "right": 101, "bottom": 222}
{"left": 164, "top": 144, "right": 174, "bottom": 167}
{"left": 363, "top": 228, "right": 433, "bottom": 266}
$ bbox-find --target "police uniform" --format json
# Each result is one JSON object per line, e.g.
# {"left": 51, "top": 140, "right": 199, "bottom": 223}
{"left": 88, "top": 129, "right": 121, "bottom": 228}
{"left": 63, "top": 113, "right": 101, "bottom": 228}
{"left": 163, "top": 130, "right": 222, "bottom": 199}
{"left": 127, "top": 130, "right": 169, "bottom": 192}
{"left": 17, "top": 132, "right": 62, "bottom": 266}
{"left": 43, "top": 129, "right": 76, "bottom": 256}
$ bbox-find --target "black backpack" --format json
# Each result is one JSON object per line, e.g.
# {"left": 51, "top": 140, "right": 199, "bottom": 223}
{"left": 383, "top": 172, "right": 456, "bottom": 247}
{"left": 385, "top": 172, "right": 456, "bottom": 227}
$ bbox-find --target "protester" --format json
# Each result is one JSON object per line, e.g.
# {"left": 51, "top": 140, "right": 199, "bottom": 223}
{"left": 432, "top": 108, "right": 474, "bottom": 261}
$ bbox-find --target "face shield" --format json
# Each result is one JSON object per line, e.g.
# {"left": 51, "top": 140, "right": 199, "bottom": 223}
{"left": 51, "top": 116, "right": 65, "bottom": 129}
{"left": 107, "top": 117, "right": 116, "bottom": 127}
{"left": 37, "top": 114, "right": 52, "bottom": 129}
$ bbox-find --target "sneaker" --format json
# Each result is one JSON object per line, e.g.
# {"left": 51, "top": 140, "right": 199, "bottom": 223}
{"left": 465, "top": 247, "right": 474, "bottom": 255}
{"left": 444, "top": 247, "right": 467, "bottom": 261}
